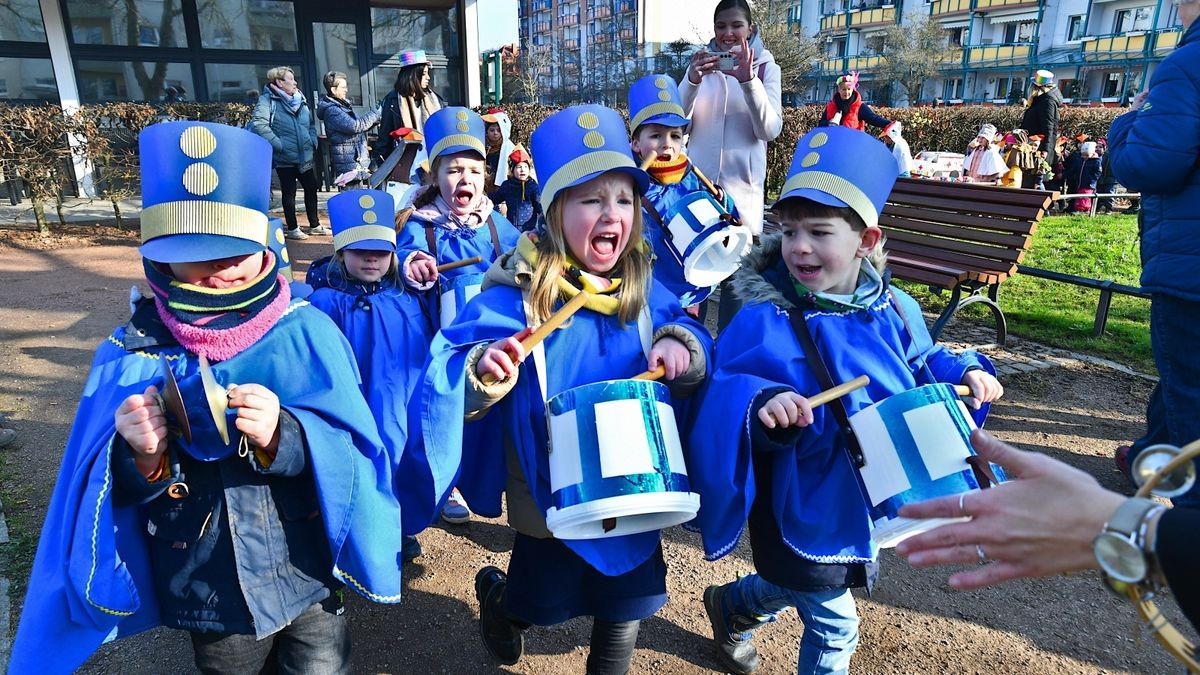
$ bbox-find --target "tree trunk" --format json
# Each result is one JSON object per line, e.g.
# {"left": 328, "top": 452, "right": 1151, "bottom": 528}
{"left": 32, "top": 198, "right": 48, "bottom": 236}
{"left": 112, "top": 197, "right": 123, "bottom": 229}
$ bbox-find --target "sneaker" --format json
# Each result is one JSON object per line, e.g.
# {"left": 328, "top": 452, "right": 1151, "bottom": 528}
{"left": 308, "top": 225, "right": 331, "bottom": 236}
{"left": 703, "top": 582, "right": 762, "bottom": 674}
{"left": 1115, "top": 445, "right": 1137, "bottom": 488}
{"left": 0, "top": 428, "right": 14, "bottom": 449}
{"left": 442, "top": 488, "right": 471, "bottom": 524}
{"left": 475, "top": 566, "right": 523, "bottom": 665}
{"left": 285, "top": 228, "right": 309, "bottom": 240}
{"left": 401, "top": 535, "right": 422, "bottom": 564}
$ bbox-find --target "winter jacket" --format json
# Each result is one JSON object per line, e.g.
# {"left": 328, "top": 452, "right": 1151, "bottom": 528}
{"left": 818, "top": 92, "right": 890, "bottom": 131}
{"left": 316, "top": 95, "right": 382, "bottom": 177}
{"left": 1063, "top": 153, "right": 1101, "bottom": 193}
{"left": 372, "top": 88, "right": 442, "bottom": 165}
{"left": 678, "top": 30, "right": 782, "bottom": 235}
{"left": 251, "top": 86, "right": 318, "bottom": 170}
{"left": 489, "top": 176, "right": 543, "bottom": 232}
{"left": 1019, "top": 87, "right": 1063, "bottom": 164}
{"left": 1107, "top": 19, "right": 1200, "bottom": 301}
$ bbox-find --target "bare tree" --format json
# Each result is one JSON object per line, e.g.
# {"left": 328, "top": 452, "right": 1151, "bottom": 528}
{"left": 506, "top": 38, "right": 556, "bottom": 104}
{"left": 655, "top": 39, "right": 695, "bottom": 83}
{"left": 751, "top": 0, "right": 821, "bottom": 97}
{"left": 877, "top": 13, "right": 959, "bottom": 106}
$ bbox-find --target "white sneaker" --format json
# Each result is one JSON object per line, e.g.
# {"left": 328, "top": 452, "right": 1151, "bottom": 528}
{"left": 309, "top": 225, "right": 331, "bottom": 236}
{"left": 285, "top": 228, "right": 309, "bottom": 240}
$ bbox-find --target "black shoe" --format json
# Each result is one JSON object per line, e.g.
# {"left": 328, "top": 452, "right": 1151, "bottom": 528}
{"left": 703, "top": 583, "right": 761, "bottom": 674}
{"left": 475, "top": 566, "right": 523, "bottom": 665}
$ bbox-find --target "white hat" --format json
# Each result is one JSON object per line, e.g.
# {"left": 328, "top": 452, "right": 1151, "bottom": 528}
{"left": 1080, "top": 141, "right": 1097, "bottom": 156}
{"left": 977, "top": 123, "right": 997, "bottom": 139}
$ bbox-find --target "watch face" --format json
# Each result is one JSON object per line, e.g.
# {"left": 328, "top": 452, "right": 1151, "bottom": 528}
{"left": 1095, "top": 533, "right": 1148, "bottom": 584}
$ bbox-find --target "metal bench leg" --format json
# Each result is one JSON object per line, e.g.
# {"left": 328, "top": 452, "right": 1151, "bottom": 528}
{"left": 955, "top": 294, "right": 1008, "bottom": 346}
{"left": 1093, "top": 285, "right": 1114, "bottom": 337}
{"left": 930, "top": 285, "right": 964, "bottom": 342}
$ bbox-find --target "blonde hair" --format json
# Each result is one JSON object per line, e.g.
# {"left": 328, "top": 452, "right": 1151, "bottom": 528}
{"left": 528, "top": 181, "right": 652, "bottom": 326}
{"left": 266, "top": 66, "right": 294, "bottom": 85}
{"left": 332, "top": 249, "right": 403, "bottom": 288}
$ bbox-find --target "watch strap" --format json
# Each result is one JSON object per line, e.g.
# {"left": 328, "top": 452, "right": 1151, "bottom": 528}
{"left": 1105, "top": 497, "right": 1158, "bottom": 537}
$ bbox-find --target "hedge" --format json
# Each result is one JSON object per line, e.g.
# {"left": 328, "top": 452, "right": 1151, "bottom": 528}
{"left": 0, "top": 101, "right": 1121, "bottom": 233}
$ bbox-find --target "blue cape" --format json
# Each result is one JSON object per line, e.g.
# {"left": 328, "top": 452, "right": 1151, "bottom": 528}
{"left": 11, "top": 301, "right": 404, "bottom": 673}
{"left": 418, "top": 280, "right": 712, "bottom": 576}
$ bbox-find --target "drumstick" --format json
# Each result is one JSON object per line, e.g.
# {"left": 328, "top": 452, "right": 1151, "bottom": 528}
{"left": 954, "top": 385, "right": 972, "bottom": 397}
{"left": 480, "top": 291, "right": 592, "bottom": 385}
{"left": 688, "top": 163, "right": 722, "bottom": 200}
{"left": 633, "top": 365, "right": 666, "bottom": 381}
{"left": 436, "top": 256, "right": 483, "bottom": 273}
{"left": 639, "top": 153, "right": 656, "bottom": 171}
{"left": 808, "top": 375, "right": 870, "bottom": 409}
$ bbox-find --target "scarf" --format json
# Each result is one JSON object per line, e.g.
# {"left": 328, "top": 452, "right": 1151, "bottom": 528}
{"left": 411, "top": 188, "right": 496, "bottom": 234}
{"left": 325, "top": 257, "right": 400, "bottom": 312}
{"left": 270, "top": 84, "right": 303, "bottom": 112}
{"left": 143, "top": 251, "right": 291, "bottom": 362}
{"left": 833, "top": 89, "right": 859, "bottom": 119}
{"left": 515, "top": 234, "right": 622, "bottom": 316}
{"left": 791, "top": 258, "right": 885, "bottom": 313}
{"left": 647, "top": 154, "right": 690, "bottom": 185}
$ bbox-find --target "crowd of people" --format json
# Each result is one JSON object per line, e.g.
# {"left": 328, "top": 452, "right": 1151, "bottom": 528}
{"left": 5, "top": 0, "right": 1199, "bottom": 673}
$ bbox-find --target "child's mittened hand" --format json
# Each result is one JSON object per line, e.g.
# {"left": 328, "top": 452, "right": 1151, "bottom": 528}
{"left": 757, "top": 391, "right": 815, "bottom": 430}
{"left": 477, "top": 335, "right": 526, "bottom": 382}
{"left": 227, "top": 384, "right": 281, "bottom": 451}
{"left": 961, "top": 370, "right": 1004, "bottom": 409}
{"left": 648, "top": 337, "right": 691, "bottom": 380}
{"left": 115, "top": 385, "right": 169, "bottom": 469}
{"left": 408, "top": 252, "right": 439, "bottom": 285}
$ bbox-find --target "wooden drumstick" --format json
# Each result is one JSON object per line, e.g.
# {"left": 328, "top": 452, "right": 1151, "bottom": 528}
{"left": 953, "top": 384, "right": 972, "bottom": 397}
{"left": 808, "top": 375, "right": 870, "bottom": 409}
{"left": 688, "top": 163, "right": 722, "bottom": 201}
{"left": 436, "top": 256, "right": 483, "bottom": 273}
{"left": 633, "top": 365, "right": 666, "bottom": 381}
{"left": 639, "top": 153, "right": 656, "bottom": 171}
{"left": 480, "top": 291, "right": 592, "bottom": 385}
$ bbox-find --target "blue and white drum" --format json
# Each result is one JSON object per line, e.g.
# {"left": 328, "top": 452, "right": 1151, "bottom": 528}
{"left": 439, "top": 272, "right": 483, "bottom": 329}
{"left": 544, "top": 379, "right": 700, "bottom": 540}
{"left": 663, "top": 192, "right": 753, "bottom": 288}
{"left": 848, "top": 384, "right": 1005, "bottom": 548}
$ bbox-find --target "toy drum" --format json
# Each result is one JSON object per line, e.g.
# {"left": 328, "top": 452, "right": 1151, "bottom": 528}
{"left": 544, "top": 379, "right": 700, "bottom": 540}
{"left": 439, "top": 272, "right": 483, "bottom": 328}
{"left": 848, "top": 384, "right": 1005, "bottom": 548}
{"left": 663, "top": 192, "right": 752, "bottom": 288}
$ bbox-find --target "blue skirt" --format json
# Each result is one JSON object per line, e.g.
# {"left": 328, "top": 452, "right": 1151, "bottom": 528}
{"left": 504, "top": 534, "right": 668, "bottom": 626}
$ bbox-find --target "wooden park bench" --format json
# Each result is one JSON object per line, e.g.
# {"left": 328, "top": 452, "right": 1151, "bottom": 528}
{"left": 876, "top": 178, "right": 1053, "bottom": 346}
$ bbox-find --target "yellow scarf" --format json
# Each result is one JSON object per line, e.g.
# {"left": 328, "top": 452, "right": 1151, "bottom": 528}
{"left": 516, "top": 235, "right": 622, "bottom": 316}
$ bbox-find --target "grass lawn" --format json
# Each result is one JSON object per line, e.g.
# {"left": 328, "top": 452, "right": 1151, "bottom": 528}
{"left": 894, "top": 213, "right": 1155, "bottom": 374}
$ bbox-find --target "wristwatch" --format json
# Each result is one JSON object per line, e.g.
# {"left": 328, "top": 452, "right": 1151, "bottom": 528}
{"left": 1092, "top": 496, "right": 1162, "bottom": 587}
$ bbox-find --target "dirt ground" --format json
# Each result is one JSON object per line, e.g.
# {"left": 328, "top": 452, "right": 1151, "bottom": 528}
{"left": 0, "top": 223, "right": 1194, "bottom": 674}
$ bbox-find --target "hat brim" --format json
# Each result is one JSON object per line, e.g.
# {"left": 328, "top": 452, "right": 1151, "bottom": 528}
{"left": 776, "top": 186, "right": 851, "bottom": 211}
{"left": 557, "top": 166, "right": 650, "bottom": 204}
{"left": 340, "top": 239, "right": 397, "bottom": 253}
{"left": 140, "top": 233, "right": 267, "bottom": 264}
{"left": 433, "top": 144, "right": 485, "bottom": 161}
{"left": 636, "top": 113, "right": 690, "bottom": 130}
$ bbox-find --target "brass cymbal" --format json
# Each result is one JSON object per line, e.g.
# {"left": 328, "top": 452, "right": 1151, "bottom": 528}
{"left": 158, "top": 358, "right": 192, "bottom": 444}
{"left": 198, "top": 354, "right": 230, "bottom": 446}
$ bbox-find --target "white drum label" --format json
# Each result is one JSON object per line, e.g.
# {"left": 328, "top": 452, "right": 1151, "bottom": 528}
{"left": 548, "top": 409, "right": 583, "bottom": 492}
{"left": 595, "top": 399, "right": 656, "bottom": 478}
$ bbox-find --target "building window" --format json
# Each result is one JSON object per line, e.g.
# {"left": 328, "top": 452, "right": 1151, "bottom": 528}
{"left": 1114, "top": 7, "right": 1153, "bottom": 33}
{"left": 1003, "top": 21, "right": 1037, "bottom": 43}
{"left": 0, "top": 0, "right": 48, "bottom": 43}
{"left": 76, "top": 59, "right": 194, "bottom": 102}
{"left": 946, "top": 27, "right": 965, "bottom": 46}
{"left": 1102, "top": 71, "right": 1123, "bottom": 98}
{"left": 198, "top": 0, "right": 298, "bottom": 52}
{"left": 943, "top": 77, "right": 963, "bottom": 99}
{"left": 65, "top": 0, "right": 187, "bottom": 47}
{"left": 371, "top": 6, "right": 459, "bottom": 58}
{"left": 204, "top": 63, "right": 296, "bottom": 103}
{"left": 1066, "top": 14, "right": 1084, "bottom": 41}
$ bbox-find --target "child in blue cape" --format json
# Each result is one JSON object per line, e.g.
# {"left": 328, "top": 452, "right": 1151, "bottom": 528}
{"left": 398, "top": 106, "right": 521, "bottom": 524}
{"left": 418, "top": 105, "right": 713, "bottom": 673}
{"left": 308, "top": 189, "right": 438, "bottom": 559}
{"left": 10, "top": 122, "right": 404, "bottom": 673}
{"left": 628, "top": 73, "right": 741, "bottom": 310}
{"left": 688, "top": 126, "right": 1004, "bottom": 675}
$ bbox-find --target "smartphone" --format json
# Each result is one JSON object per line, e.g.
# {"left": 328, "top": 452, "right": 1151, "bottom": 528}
{"left": 713, "top": 52, "right": 738, "bottom": 71}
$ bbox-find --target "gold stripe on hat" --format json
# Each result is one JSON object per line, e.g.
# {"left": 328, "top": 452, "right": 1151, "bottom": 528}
{"left": 543, "top": 151, "right": 638, "bottom": 208}
{"left": 429, "top": 133, "right": 485, "bottom": 160}
{"left": 333, "top": 225, "right": 397, "bottom": 251}
{"left": 778, "top": 171, "right": 880, "bottom": 229}
{"left": 141, "top": 202, "right": 269, "bottom": 244}
{"left": 631, "top": 102, "right": 687, "bottom": 131}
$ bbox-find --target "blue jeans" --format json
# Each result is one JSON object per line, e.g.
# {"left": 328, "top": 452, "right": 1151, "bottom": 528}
{"left": 190, "top": 602, "right": 350, "bottom": 674}
{"left": 731, "top": 574, "right": 859, "bottom": 675}
{"left": 1130, "top": 294, "right": 1200, "bottom": 508}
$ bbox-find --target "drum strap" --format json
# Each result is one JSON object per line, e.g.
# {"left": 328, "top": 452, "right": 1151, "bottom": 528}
{"left": 641, "top": 196, "right": 666, "bottom": 234}
{"left": 422, "top": 215, "right": 503, "bottom": 261}
{"left": 787, "top": 308, "right": 866, "bottom": 468}
{"left": 887, "top": 289, "right": 938, "bottom": 386}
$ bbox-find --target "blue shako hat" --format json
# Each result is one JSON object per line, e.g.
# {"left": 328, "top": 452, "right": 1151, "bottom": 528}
{"left": 628, "top": 74, "right": 690, "bottom": 132}
{"left": 423, "top": 107, "right": 487, "bottom": 164}
{"left": 139, "top": 121, "right": 272, "bottom": 263}
{"left": 531, "top": 105, "right": 650, "bottom": 209}
{"left": 329, "top": 189, "right": 397, "bottom": 252}
{"left": 777, "top": 126, "right": 897, "bottom": 229}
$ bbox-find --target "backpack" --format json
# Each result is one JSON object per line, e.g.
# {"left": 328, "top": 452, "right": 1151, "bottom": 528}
{"left": 245, "top": 98, "right": 274, "bottom": 131}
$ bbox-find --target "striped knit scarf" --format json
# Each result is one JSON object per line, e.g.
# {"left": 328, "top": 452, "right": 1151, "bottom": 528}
{"left": 647, "top": 154, "right": 690, "bottom": 185}
{"left": 143, "top": 251, "right": 291, "bottom": 362}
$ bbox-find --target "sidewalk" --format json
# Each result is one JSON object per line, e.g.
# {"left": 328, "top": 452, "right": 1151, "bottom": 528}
{"left": 0, "top": 190, "right": 343, "bottom": 226}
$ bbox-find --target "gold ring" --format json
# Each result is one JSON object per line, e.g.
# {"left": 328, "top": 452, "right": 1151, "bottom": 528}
{"left": 959, "top": 492, "right": 969, "bottom": 518}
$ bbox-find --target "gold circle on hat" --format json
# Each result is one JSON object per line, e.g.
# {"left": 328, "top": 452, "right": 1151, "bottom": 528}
{"left": 182, "top": 162, "right": 219, "bottom": 196}
{"left": 655, "top": 75, "right": 670, "bottom": 89}
{"left": 456, "top": 110, "right": 469, "bottom": 121}
{"left": 577, "top": 111, "right": 600, "bottom": 130}
{"left": 281, "top": 248, "right": 290, "bottom": 263}
{"left": 809, "top": 132, "right": 829, "bottom": 149}
{"left": 179, "top": 126, "right": 217, "bottom": 159}
{"left": 359, "top": 194, "right": 375, "bottom": 209}
{"left": 583, "top": 131, "right": 605, "bottom": 149}
{"left": 275, "top": 228, "right": 285, "bottom": 245}
{"left": 363, "top": 210, "right": 378, "bottom": 224}
{"left": 801, "top": 152, "right": 820, "bottom": 168}
{"left": 457, "top": 122, "right": 469, "bottom": 132}
{"left": 658, "top": 90, "right": 671, "bottom": 102}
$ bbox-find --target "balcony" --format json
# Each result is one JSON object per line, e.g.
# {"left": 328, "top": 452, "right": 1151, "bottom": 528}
{"left": 588, "top": 5, "right": 611, "bottom": 20}
{"left": 965, "top": 41, "right": 1033, "bottom": 65}
{"left": 619, "top": 27, "right": 635, "bottom": 40}
{"left": 1080, "top": 31, "right": 1149, "bottom": 61}
{"left": 532, "top": 0, "right": 551, "bottom": 10}
{"left": 974, "top": 0, "right": 1039, "bottom": 10}
{"left": 820, "top": 12, "right": 848, "bottom": 33}
{"left": 563, "top": 38, "right": 580, "bottom": 49}
{"left": 930, "top": 0, "right": 970, "bottom": 16}
{"left": 848, "top": 5, "right": 896, "bottom": 28}
{"left": 534, "top": 21, "right": 551, "bottom": 32}
{"left": 1155, "top": 27, "right": 1182, "bottom": 51}
{"left": 616, "top": 0, "right": 635, "bottom": 12}
{"left": 560, "top": 13, "right": 579, "bottom": 27}
{"left": 939, "top": 47, "right": 965, "bottom": 67}
{"left": 845, "top": 53, "right": 883, "bottom": 71}
{"left": 817, "top": 56, "right": 844, "bottom": 74}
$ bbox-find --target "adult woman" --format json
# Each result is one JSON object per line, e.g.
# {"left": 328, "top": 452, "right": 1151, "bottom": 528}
{"left": 1019, "top": 70, "right": 1062, "bottom": 188}
{"left": 252, "top": 66, "right": 324, "bottom": 239}
{"left": 1107, "top": 0, "right": 1200, "bottom": 507}
{"left": 678, "top": 0, "right": 782, "bottom": 238}
{"left": 818, "top": 72, "right": 891, "bottom": 132}
{"left": 316, "top": 71, "right": 382, "bottom": 189}
{"left": 372, "top": 50, "right": 442, "bottom": 166}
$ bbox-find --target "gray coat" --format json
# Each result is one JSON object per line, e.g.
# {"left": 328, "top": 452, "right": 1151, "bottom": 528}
{"left": 251, "top": 85, "right": 317, "bottom": 170}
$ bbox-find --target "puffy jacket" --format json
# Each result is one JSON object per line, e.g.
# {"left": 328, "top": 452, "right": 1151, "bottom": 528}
{"left": 1107, "top": 19, "right": 1200, "bottom": 301}
{"left": 818, "top": 92, "right": 890, "bottom": 131}
{"left": 1020, "top": 87, "right": 1063, "bottom": 164}
{"left": 251, "top": 85, "right": 317, "bottom": 169}
{"left": 316, "top": 95, "right": 382, "bottom": 177}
